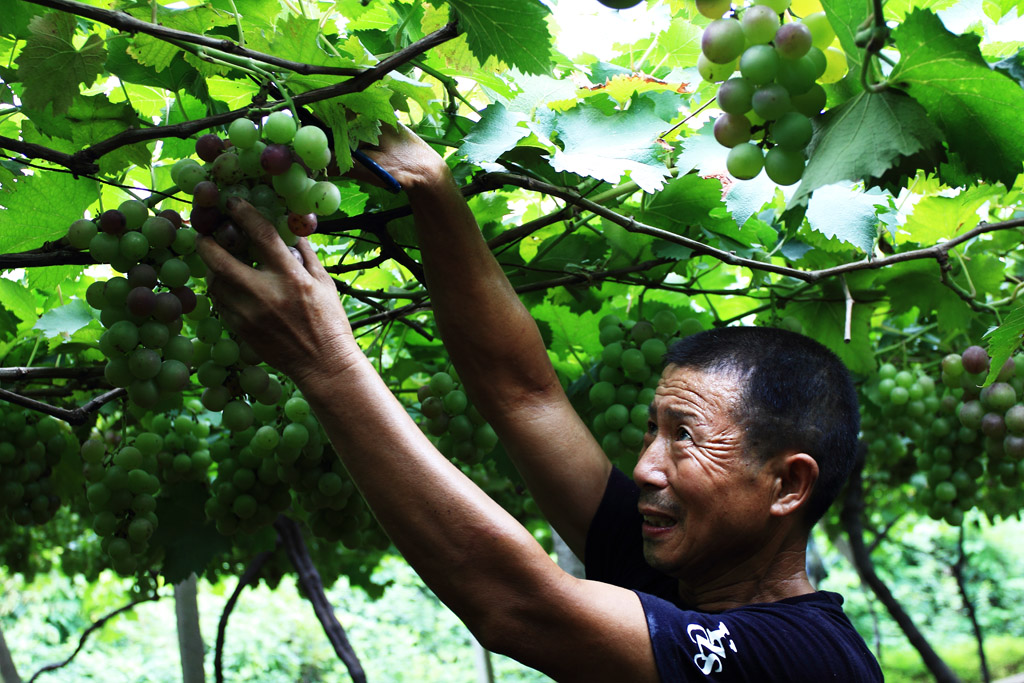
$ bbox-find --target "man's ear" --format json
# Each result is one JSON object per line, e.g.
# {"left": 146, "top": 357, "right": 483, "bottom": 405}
{"left": 769, "top": 453, "right": 818, "bottom": 518}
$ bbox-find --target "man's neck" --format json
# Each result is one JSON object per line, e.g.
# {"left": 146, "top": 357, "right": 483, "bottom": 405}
{"left": 676, "top": 540, "right": 815, "bottom": 611}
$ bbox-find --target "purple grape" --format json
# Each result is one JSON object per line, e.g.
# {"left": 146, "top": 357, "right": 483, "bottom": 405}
{"left": 288, "top": 247, "right": 304, "bottom": 266}
{"left": 153, "top": 292, "right": 183, "bottom": 324}
{"left": 195, "top": 133, "right": 225, "bottom": 162}
{"left": 99, "top": 210, "right": 127, "bottom": 236}
{"left": 287, "top": 212, "right": 317, "bottom": 237}
{"left": 158, "top": 209, "right": 183, "bottom": 229}
{"left": 170, "top": 286, "right": 198, "bottom": 315}
{"left": 127, "top": 263, "right": 158, "bottom": 290}
{"left": 126, "top": 287, "right": 157, "bottom": 317}
{"left": 192, "top": 181, "right": 220, "bottom": 208}
{"left": 261, "top": 144, "right": 294, "bottom": 176}
{"left": 190, "top": 206, "right": 222, "bottom": 236}
{"left": 214, "top": 221, "right": 250, "bottom": 255}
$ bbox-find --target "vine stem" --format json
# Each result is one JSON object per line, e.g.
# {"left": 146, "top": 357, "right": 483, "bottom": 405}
{"left": 0, "top": 21, "right": 460, "bottom": 175}
{"left": 215, "top": 549, "right": 274, "bottom": 683}
{"left": 0, "top": 386, "right": 124, "bottom": 425}
{"left": 27, "top": 593, "right": 161, "bottom": 683}
{"left": 274, "top": 517, "right": 367, "bottom": 683}
{"left": 22, "top": 0, "right": 362, "bottom": 76}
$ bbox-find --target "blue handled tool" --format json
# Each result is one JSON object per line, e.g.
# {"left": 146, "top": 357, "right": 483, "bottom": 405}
{"left": 352, "top": 149, "right": 402, "bottom": 194}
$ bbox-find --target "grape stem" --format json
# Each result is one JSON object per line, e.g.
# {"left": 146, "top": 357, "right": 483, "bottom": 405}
{"left": 859, "top": 0, "right": 893, "bottom": 92}
{"left": 0, "top": 386, "right": 125, "bottom": 426}
{"left": 841, "top": 275, "right": 854, "bottom": 344}
{"left": 214, "top": 549, "right": 274, "bottom": 683}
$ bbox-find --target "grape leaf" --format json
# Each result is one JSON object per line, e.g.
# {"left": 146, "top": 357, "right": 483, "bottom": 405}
{"left": 639, "top": 173, "right": 735, "bottom": 235}
{"left": 550, "top": 98, "right": 671, "bottom": 193}
{"left": 246, "top": 14, "right": 337, "bottom": 67}
{"left": 0, "top": 278, "right": 37, "bottom": 325}
{"left": 459, "top": 103, "right": 529, "bottom": 164}
{"left": 0, "top": 0, "right": 43, "bottom": 39}
{"left": 531, "top": 302, "right": 602, "bottom": 360}
{"left": 984, "top": 304, "right": 1024, "bottom": 384}
{"left": 787, "top": 89, "right": 942, "bottom": 212}
{"left": 784, "top": 294, "right": 878, "bottom": 375}
{"left": 33, "top": 299, "right": 95, "bottom": 339}
{"left": 902, "top": 185, "right": 1002, "bottom": 245}
{"left": 0, "top": 172, "right": 98, "bottom": 253}
{"left": 881, "top": 260, "right": 973, "bottom": 334}
{"left": 724, "top": 174, "right": 778, "bottom": 228}
{"left": 16, "top": 13, "right": 106, "bottom": 115}
{"left": 445, "top": 0, "right": 553, "bottom": 76}
{"left": 127, "top": 33, "right": 180, "bottom": 73}
{"left": 993, "top": 50, "right": 1024, "bottom": 87}
{"left": 890, "top": 10, "right": 1024, "bottom": 188}
{"left": 804, "top": 183, "right": 885, "bottom": 253}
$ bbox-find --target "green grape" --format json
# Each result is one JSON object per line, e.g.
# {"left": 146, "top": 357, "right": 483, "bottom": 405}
{"left": 696, "top": 0, "right": 731, "bottom": 18}
{"left": 285, "top": 396, "right": 311, "bottom": 422}
{"left": 751, "top": 84, "right": 792, "bottom": 120}
{"left": 211, "top": 338, "right": 240, "bottom": 366}
{"left": 739, "top": 45, "right": 779, "bottom": 85}
{"left": 605, "top": 404, "right": 629, "bottom": 430}
{"left": 740, "top": 5, "right": 780, "bottom": 45}
{"left": 159, "top": 259, "right": 191, "bottom": 288}
{"left": 713, "top": 113, "right": 752, "bottom": 148}
{"left": 228, "top": 118, "right": 260, "bottom": 149}
{"left": 175, "top": 163, "right": 208, "bottom": 194}
{"left": 306, "top": 181, "right": 342, "bottom": 216}
{"left": 589, "top": 381, "right": 616, "bottom": 410}
{"left": 717, "top": 78, "right": 754, "bottom": 114}
{"left": 820, "top": 47, "right": 848, "bottom": 83}
{"left": 119, "top": 200, "right": 149, "bottom": 230}
{"left": 698, "top": 54, "right": 738, "bottom": 83}
{"left": 472, "top": 424, "right": 498, "bottom": 451}
{"left": 802, "top": 12, "right": 836, "bottom": 49}
{"left": 602, "top": 341, "right": 624, "bottom": 368}
{"left": 108, "top": 320, "right": 140, "bottom": 353}
{"left": 293, "top": 126, "right": 330, "bottom": 164}
{"left": 272, "top": 163, "right": 309, "bottom": 198}
{"left": 791, "top": 84, "right": 826, "bottom": 117}
{"left": 282, "top": 422, "right": 310, "bottom": 449}
{"left": 68, "top": 219, "right": 98, "bottom": 250}
{"left": 702, "top": 18, "right": 746, "bottom": 64}
{"left": 652, "top": 310, "right": 679, "bottom": 335}
{"left": 631, "top": 403, "right": 649, "bottom": 429}
{"left": 776, "top": 57, "right": 817, "bottom": 95}
{"left": 223, "top": 400, "right": 255, "bottom": 432}
{"left": 264, "top": 111, "right": 297, "bottom": 144}
{"left": 764, "top": 146, "right": 805, "bottom": 185}
{"left": 726, "top": 143, "right": 764, "bottom": 179}
{"left": 81, "top": 439, "right": 106, "bottom": 464}
{"left": 771, "top": 112, "right": 813, "bottom": 149}
{"left": 128, "top": 348, "right": 162, "bottom": 380}
{"left": 758, "top": 0, "right": 789, "bottom": 11}
{"left": 252, "top": 425, "right": 280, "bottom": 452}
{"left": 89, "top": 232, "right": 121, "bottom": 264}
{"left": 621, "top": 348, "right": 647, "bottom": 376}
{"left": 641, "top": 338, "right": 667, "bottom": 367}
{"left": 443, "top": 390, "right": 468, "bottom": 415}
{"left": 429, "top": 372, "right": 455, "bottom": 396}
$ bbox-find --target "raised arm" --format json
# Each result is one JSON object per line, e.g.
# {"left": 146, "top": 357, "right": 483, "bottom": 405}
{"left": 196, "top": 205, "right": 656, "bottom": 682}
{"left": 356, "top": 127, "right": 612, "bottom": 557}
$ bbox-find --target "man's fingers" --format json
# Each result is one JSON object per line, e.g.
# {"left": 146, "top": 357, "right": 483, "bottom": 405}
{"left": 225, "top": 198, "right": 298, "bottom": 271}
{"left": 196, "top": 233, "right": 252, "bottom": 288}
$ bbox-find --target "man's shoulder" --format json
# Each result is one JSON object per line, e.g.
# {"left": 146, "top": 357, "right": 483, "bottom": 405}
{"left": 636, "top": 590, "right": 884, "bottom": 681}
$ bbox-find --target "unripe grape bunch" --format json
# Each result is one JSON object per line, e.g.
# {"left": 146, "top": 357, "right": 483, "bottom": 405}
{"left": 172, "top": 110, "right": 340, "bottom": 253}
{"left": 416, "top": 371, "right": 499, "bottom": 465}
{"left": 697, "top": 0, "right": 845, "bottom": 185}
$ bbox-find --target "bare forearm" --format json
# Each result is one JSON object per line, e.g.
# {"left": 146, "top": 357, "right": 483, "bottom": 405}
{"left": 295, "top": 351, "right": 550, "bottom": 626}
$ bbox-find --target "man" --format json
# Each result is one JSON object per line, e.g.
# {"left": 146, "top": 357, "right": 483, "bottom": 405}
{"left": 198, "top": 125, "right": 883, "bottom": 681}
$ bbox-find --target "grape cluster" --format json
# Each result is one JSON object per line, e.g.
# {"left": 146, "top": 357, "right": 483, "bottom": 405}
{"left": 697, "top": 0, "right": 844, "bottom": 184}
{"left": 68, "top": 200, "right": 203, "bottom": 413}
{"left": 172, "top": 111, "right": 339, "bottom": 253}
{"left": 416, "top": 371, "right": 499, "bottom": 464}
{"left": 0, "top": 408, "right": 75, "bottom": 526}
{"left": 81, "top": 435, "right": 162, "bottom": 576}
{"left": 585, "top": 311, "right": 704, "bottom": 470}
{"left": 861, "top": 344, "right": 1024, "bottom": 526}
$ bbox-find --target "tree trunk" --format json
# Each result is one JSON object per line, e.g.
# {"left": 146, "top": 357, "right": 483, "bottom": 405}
{"left": 839, "top": 450, "right": 962, "bottom": 683}
{"left": 0, "top": 622, "right": 23, "bottom": 683}
{"left": 175, "top": 574, "right": 206, "bottom": 683}
{"left": 470, "top": 632, "right": 495, "bottom": 683}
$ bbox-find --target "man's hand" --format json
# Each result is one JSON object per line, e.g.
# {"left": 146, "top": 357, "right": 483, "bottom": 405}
{"left": 196, "top": 199, "right": 357, "bottom": 388}
{"left": 348, "top": 123, "right": 452, "bottom": 196}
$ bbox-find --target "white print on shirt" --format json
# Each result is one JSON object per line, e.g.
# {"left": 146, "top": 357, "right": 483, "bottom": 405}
{"left": 687, "top": 621, "right": 739, "bottom": 676}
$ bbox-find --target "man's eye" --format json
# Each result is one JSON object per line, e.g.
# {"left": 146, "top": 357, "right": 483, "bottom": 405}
{"left": 677, "top": 428, "right": 691, "bottom": 441}
{"left": 647, "top": 421, "right": 657, "bottom": 435}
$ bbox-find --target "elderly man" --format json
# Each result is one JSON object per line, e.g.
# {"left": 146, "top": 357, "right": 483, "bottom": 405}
{"left": 198, "top": 125, "right": 882, "bottom": 681}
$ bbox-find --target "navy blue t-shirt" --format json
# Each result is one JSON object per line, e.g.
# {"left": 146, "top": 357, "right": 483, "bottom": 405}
{"left": 585, "top": 467, "right": 883, "bottom": 682}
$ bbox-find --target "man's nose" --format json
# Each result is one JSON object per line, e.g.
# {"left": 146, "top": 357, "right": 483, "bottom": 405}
{"left": 633, "top": 437, "right": 669, "bottom": 488}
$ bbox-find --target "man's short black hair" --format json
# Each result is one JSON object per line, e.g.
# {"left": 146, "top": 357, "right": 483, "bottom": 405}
{"left": 664, "top": 327, "right": 859, "bottom": 525}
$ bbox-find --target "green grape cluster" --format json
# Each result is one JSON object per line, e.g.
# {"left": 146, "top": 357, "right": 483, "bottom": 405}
{"left": 173, "top": 111, "right": 339, "bottom": 250}
{"left": 81, "top": 435, "right": 162, "bottom": 576}
{"left": 143, "top": 410, "right": 213, "bottom": 485}
{"left": 0, "top": 408, "right": 75, "bottom": 526}
{"left": 204, "top": 391, "right": 315, "bottom": 536}
{"left": 69, "top": 201, "right": 204, "bottom": 413}
{"left": 861, "top": 344, "right": 1024, "bottom": 526}
{"left": 416, "top": 371, "right": 499, "bottom": 464}
{"left": 585, "top": 310, "right": 704, "bottom": 470}
{"left": 697, "top": 0, "right": 845, "bottom": 184}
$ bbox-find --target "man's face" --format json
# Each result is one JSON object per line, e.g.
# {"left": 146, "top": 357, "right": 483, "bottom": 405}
{"left": 633, "top": 364, "right": 779, "bottom": 582}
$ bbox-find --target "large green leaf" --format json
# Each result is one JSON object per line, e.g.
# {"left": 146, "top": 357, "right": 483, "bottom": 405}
{"left": 639, "top": 173, "right": 734, "bottom": 235}
{"left": 787, "top": 89, "right": 942, "bottom": 211}
{"left": 550, "top": 98, "right": 671, "bottom": 192}
{"left": 882, "top": 260, "right": 974, "bottom": 335}
{"left": 901, "top": 185, "right": 1002, "bottom": 246}
{"left": 0, "top": 278, "right": 37, "bottom": 325}
{"left": 984, "top": 304, "right": 1024, "bottom": 384}
{"left": 0, "top": 173, "right": 98, "bottom": 253}
{"left": 15, "top": 13, "right": 106, "bottom": 115}
{"left": 890, "top": 9, "right": 1024, "bottom": 188}
{"left": 804, "top": 184, "right": 885, "bottom": 253}
{"left": 446, "top": 0, "right": 553, "bottom": 75}
{"left": 459, "top": 103, "right": 529, "bottom": 164}
{"left": 33, "top": 299, "right": 95, "bottom": 339}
